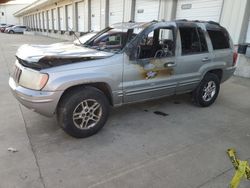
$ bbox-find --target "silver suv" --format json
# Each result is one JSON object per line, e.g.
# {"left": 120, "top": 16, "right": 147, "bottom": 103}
{"left": 9, "top": 20, "right": 237, "bottom": 138}
{"left": 5, "top": 25, "right": 28, "bottom": 34}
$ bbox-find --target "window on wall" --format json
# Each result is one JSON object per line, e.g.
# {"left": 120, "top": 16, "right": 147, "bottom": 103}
{"left": 207, "top": 29, "right": 230, "bottom": 50}
{"left": 179, "top": 26, "right": 208, "bottom": 55}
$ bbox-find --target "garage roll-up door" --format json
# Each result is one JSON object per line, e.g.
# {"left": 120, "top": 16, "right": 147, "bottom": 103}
{"left": 109, "top": 0, "right": 124, "bottom": 25}
{"left": 35, "top": 14, "right": 38, "bottom": 29}
{"left": 52, "top": 8, "right": 58, "bottom": 30}
{"left": 67, "top": 4, "right": 73, "bottom": 30}
{"left": 77, "top": 1, "right": 85, "bottom": 32}
{"left": 91, "top": 0, "right": 101, "bottom": 31}
{"left": 59, "top": 6, "right": 65, "bottom": 31}
{"left": 134, "top": 0, "right": 160, "bottom": 22}
{"left": 38, "top": 13, "right": 41, "bottom": 29}
{"left": 41, "top": 12, "right": 45, "bottom": 29}
{"left": 246, "top": 18, "right": 250, "bottom": 43}
{"left": 176, "top": 0, "right": 223, "bottom": 22}
{"left": 48, "top": 10, "right": 52, "bottom": 30}
{"left": 44, "top": 12, "right": 48, "bottom": 30}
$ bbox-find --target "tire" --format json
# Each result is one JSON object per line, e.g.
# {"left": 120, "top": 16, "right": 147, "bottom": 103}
{"left": 9, "top": 30, "right": 14, "bottom": 34}
{"left": 192, "top": 73, "right": 220, "bottom": 107}
{"left": 57, "top": 86, "right": 110, "bottom": 138}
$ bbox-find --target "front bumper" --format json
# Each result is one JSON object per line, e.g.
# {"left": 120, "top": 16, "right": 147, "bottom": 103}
{"left": 9, "top": 77, "right": 63, "bottom": 117}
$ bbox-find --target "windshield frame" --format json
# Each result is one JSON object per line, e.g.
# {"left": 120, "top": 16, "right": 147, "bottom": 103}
{"left": 83, "top": 23, "right": 152, "bottom": 53}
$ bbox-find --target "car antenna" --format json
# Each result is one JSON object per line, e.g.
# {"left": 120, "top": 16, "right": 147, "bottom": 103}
{"left": 68, "top": 26, "right": 84, "bottom": 46}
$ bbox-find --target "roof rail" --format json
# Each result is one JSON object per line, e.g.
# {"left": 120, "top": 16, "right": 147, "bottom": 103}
{"left": 175, "top": 19, "right": 221, "bottom": 26}
{"left": 175, "top": 19, "right": 188, "bottom": 22}
{"left": 207, "top": 21, "right": 220, "bottom": 26}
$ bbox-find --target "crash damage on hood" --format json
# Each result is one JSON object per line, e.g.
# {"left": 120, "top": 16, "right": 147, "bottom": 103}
{"left": 16, "top": 43, "right": 114, "bottom": 70}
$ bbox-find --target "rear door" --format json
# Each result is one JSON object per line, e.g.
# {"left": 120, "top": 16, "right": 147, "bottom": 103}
{"left": 175, "top": 23, "right": 212, "bottom": 94}
{"left": 20, "top": 26, "right": 27, "bottom": 32}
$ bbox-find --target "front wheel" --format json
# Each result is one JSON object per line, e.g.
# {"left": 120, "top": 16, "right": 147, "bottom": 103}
{"left": 57, "top": 86, "right": 110, "bottom": 138}
{"left": 192, "top": 73, "right": 220, "bottom": 107}
{"left": 9, "top": 30, "right": 14, "bottom": 34}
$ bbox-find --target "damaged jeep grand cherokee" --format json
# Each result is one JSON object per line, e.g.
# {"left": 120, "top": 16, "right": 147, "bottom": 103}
{"left": 9, "top": 20, "right": 237, "bottom": 138}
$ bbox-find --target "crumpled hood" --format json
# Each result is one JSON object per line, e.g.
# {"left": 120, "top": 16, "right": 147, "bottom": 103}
{"left": 16, "top": 43, "right": 114, "bottom": 69}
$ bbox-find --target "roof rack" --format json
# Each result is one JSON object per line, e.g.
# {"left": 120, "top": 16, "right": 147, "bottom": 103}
{"left": 175, "top": 19, "right": 221, "bottom": 26}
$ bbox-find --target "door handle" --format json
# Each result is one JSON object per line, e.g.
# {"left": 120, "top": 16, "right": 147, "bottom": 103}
{"left": 202, "top": 57, "right": 210, "bottom": 62}
{"left": 164, "top": 62, "right": 176, "bottom": 68}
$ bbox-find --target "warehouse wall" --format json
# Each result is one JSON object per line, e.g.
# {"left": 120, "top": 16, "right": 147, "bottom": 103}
{"left": 220, "top": 0, "right": 250, "bottom": 44}
{"left": 16, "top": 0, "right": 178, "bottom": 40}
{"left": 159, "top": 0, "right": 177, "bottom": 21}
{"left": 0, "top": 4, "right": 27, "bottom": 24}
{"left": 15, "top": 0, "right": 250, "bottom": 44}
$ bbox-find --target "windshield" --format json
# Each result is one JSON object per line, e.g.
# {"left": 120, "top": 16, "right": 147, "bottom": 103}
{"left": 83, "top": 26, "right": 146, "bottom": 53}
{"left": 74, "top": 32, "right": 97, "bottom": 46}
{"left": 83, "top": 28, "right": 128, "bottom": 53}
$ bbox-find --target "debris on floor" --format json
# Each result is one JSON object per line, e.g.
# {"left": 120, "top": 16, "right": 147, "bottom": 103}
{"left": 174, "top": 101, "right": 181, "bottom": 104}
{"left": 7, "top": 147, "right": 18, "bottom": 153}
{"left": 153, "top": 111, "right": 169, "bottom": 117}
{"left": 227, "top": 148, "right": 250, "bottom": 188}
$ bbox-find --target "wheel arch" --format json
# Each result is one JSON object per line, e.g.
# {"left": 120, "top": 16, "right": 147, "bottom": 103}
{"left": 57, "top": 82, "right": 114, "bottom": 108}
{"left": 206, "top": 69, "right": 223, "bottom": 82}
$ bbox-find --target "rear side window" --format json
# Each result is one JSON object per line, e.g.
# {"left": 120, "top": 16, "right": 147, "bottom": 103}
{"left": 179, "top": 26, "right": 208, "bottom": 55}
{"left": 207, "top": 29, "right": 230, "bottom": 50}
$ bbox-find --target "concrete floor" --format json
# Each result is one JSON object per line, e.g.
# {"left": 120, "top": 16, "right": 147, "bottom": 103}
{"left": 0, "top": 33, "right": 250, "bottom": 188}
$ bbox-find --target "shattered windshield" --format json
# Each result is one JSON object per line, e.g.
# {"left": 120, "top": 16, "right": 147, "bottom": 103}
{"left": 84, "top": 28, "right": 128, "bottom": 53}
{"left": 84, "top": 25, "right": 148, "bottom": 53}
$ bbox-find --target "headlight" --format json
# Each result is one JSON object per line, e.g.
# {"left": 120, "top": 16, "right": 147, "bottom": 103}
{"left": 19, "top": 68, "right": 49, "bottom": 90}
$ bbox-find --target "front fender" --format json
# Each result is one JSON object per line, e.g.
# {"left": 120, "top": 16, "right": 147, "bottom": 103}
{"left": 44, "top": 70, "right": 116, "bottom": 91}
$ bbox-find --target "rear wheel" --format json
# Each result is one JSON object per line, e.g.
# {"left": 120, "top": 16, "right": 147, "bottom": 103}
{"left": 9, "top": 30, "right": 14, "bottom": 34}
{"left": 192, "top": 73, "right": 220, "bottom": 107}
{"left": 57, "top": 86, "right": 109, "bottom": 138}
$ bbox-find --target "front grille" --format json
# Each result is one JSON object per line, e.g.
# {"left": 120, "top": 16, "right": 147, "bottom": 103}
{"left": 12, "top": 65, "right": 22, "bottom": 83}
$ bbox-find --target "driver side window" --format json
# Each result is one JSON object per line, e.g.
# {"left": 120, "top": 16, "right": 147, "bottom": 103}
{"left": 138, "top": 27, "right": 175, "bottom": 59}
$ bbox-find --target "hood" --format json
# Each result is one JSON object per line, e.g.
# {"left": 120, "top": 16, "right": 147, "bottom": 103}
{"left": 16, "top": 43, "right": 114, "bottom": 70}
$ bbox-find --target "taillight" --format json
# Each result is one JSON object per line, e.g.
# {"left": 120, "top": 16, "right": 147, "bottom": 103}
{"left": 233, "top": 52, "right": 238, "bottom": 66}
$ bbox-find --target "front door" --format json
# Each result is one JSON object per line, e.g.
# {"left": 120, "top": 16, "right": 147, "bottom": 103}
{"left": 123, "top": 24, "right": 178, "bottom": 103}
